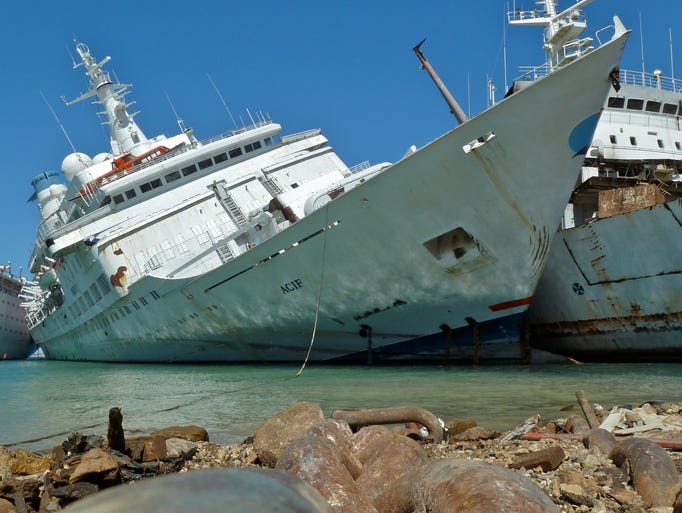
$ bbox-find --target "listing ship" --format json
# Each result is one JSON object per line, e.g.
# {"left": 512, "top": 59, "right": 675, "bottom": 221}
{"left": 529, "top": 36, "right": 682, "bottom": 360}
{"left": 1, "top": 265, "right": 36, "bottom": 360}
{"left": 21, "top": 6, "right": 628, "bottom": 363}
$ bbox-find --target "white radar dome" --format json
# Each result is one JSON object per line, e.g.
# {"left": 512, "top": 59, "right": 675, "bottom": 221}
{"left": 62, "top": 152, "right": 93, "bottom": 182}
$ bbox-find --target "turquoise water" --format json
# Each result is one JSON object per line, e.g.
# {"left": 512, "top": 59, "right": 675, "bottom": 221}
{"left": 1, "top": 361, "right": 680, "bottom": 453}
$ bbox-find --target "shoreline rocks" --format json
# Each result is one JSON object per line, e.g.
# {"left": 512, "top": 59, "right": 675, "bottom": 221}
{"left": 1, "top": 397, "right": 681, "bottom": 512}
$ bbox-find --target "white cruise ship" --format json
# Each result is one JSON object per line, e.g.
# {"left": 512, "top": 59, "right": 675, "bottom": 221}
{"left": 21, "top": 6, "right": 629, "bottom": 363}
{"left": 1, "top": 265, "right": 36, "bottom": 360}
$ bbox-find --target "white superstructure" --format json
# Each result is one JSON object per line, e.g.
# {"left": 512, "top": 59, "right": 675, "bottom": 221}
{"left": 22, "top": 13, "right": 628, "bottom": 363}
{"left": 528, "top": 11, "right": 682, "bottom": 360}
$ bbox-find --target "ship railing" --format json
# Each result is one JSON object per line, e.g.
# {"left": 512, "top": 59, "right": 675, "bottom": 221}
{"left": 86, "top": 144, "right": 190, "bottom": 193}
{"left": 201, "top": 119, "right": 273, "bottom": 145}
{"left": 515, "top": 63, "right": 552, "bottom": 82}
{"left": 141, "top": 222, "right": 235, "bottom": 275}
{"left": 280, "top": 128, "right": 323, "bottom": 145}
{"left": 507, "top": 9, "right": 587, "bottom": 24}
{"left": 348, "top": 161, "right": 371, "bottom": 174}
{"left": 24, "top": 299, "right": 54, "bottom": 330}
{"left": 618, "top": 69, "right": 682, "bottom": 93}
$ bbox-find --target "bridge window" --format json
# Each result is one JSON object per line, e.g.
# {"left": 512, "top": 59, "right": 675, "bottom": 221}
{"left": 229, "top": 147, "right": 243, "bottom": 158}
{"left": 113, "top": 194, "right": 125, "bottom": 205}
{"left": 165, "top": 171, "right": 181, "bottom": 183}
{"left": 125, "top": 189, "right": 137, "bottom": 199}
{"left": 140, "top": 178, "right": 162, "bottom": 193}
{"left": 245, "top": 141, "right": 262, "bottom": 153}
{"left": 663, "top": 103, "right": 679, "bottom": 115}
{"left": 645, "top": 101, "right": 661, "bottom": 112}
{"left": 182, "top": 164, "right": 197, "bottom": 176}
{"left": 626, "top": 99, "right": 644, "bottom": 110}
{"left": 264, "top": 137, "right": 273, "bottom": 146}
{"left": 198, "top": 158, "right": 213, "bottom": 170}
{"left": 213, "top": 153, "right": 228, "bottom": 164}
{"left": 607, "top": 97, "right": 625, "bottom": 108}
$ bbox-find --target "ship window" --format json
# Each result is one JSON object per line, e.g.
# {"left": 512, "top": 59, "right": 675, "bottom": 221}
{"left": 245, "top": 143, "right": 254, "bottom": 153}
{"left": 90, "top": 283, "right": 102, "bottom": 302}
{"left": 626, "top": 99, "right": 644, "bottom": 110}
{"left": 630, "top": 136, "right": 637, "bottom": 145}
{"left": 150, "top": 290, "right": 160, "bottom": 300}
{"left": 113, "top": 194, "right": 125, "bottom": 205}
{"left": 165, "top": 171, "right": 181, "bottom": 183}
{"left": 253, "top": 140, "right": 262, "bottom": 150}
{"left": 264, "top": 137, "right": 273, "bottom": 146}
{"left": 132, "top": 300, "right": 140, "bottom": 310}
{"left": 607, "top": 97, "right": 625, "bottom": 108}
{"left": 123, "top": 305, "right": 131, "bottom": 315}
{"left": 609, "top": 135, "right": 617, "bottom": 144}
{"left": 291, "top": 183, "right": 299, "bottom": 189}
{"left": 125, "top": 189, "right": 137, "bottom": 199}
{"left": 97, "top": 274, "right": 111, "bottom": 294}
{"left": 645, "top": 101, "right": 661, "bottom": 112}
{"left": 140, "top": 179, "right": 163, "bottom": 193}
{"left": 658, "top": 139, "right": 664, "bottom": 148}
{"left": 198, "top": 158, "right": 213, "bottom": 170}
{"left": 182, "top": 164, "right": 197, "bottom": 176}
{"left": 83, "top": 290, "right": 94, "bottom": 307}
{"left": 663, "top": 103, "right": 678, "bottom": 115}
{"left": 139, "top": 296, "right": 148, "bottom": 306}
{"left": 676, "top": 142, "right": 681, "bottom": 150}
{"left": 213, "top": 153, "right": 228, "bottom": 163}
{"left": 229, "top": 147, "right": 243, "bottom": 158}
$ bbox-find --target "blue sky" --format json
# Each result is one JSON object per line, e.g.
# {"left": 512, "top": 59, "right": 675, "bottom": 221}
{"left": 1, "top": 0, "right": 678, "bottom": 275}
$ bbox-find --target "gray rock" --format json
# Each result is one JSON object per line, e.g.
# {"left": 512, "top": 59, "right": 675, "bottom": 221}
{"left": 62, "top": 468, "right": 331, "bottom": 513}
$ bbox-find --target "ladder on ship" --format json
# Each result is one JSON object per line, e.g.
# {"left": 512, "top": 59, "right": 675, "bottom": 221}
{"left": 221, "top": 193, "right": 246, "bottom": 226}
{"left": 258, "top": 175, "right": 283, "bottom": 197}
{"left": 209, "top": 181, "right": 247, "bottom": 226}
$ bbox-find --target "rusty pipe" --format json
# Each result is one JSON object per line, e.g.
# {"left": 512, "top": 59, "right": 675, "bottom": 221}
{"left": 332, "top": 406, "right": 445, "bottom": 443}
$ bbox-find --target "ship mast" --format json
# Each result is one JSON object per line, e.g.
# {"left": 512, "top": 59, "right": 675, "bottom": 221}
{"left": 509, "top": 0, "right": 595, "bottom": 71}
{"left": 65, "top": 43, "right": 148, "bottom": 156}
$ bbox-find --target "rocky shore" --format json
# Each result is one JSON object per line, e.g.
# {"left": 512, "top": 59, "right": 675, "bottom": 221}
{"left": 1, "top": 392, "right": 682, "bottom": 512}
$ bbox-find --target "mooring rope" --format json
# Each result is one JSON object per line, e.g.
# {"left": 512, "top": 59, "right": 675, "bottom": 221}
{"left": 297, "top": 204, "right": 330, "bottom": 376}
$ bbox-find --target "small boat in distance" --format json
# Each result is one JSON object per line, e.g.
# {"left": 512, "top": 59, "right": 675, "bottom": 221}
{"left": 1, "top": 265, "right": 36, "bottom": 360}
{"left": 21, "top": 4, "right": 629, "bottom": 363}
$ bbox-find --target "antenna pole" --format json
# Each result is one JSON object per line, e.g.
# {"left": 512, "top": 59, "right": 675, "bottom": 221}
{"left": 165, "top": 91, "right": 187, "bottom": 133}
{"left": 41, "top": 92, "right": 77, "bottom": 154}
{"left": 639, "top": 12, "right": 645, "bottom": 82}
{"left": 670, "top": 28, "right": 676, "bottom": 90}
{"left": 502, "top": 2, "right": 504, "bottom": 93}
{"left": 207, "top": 74, "right": 238, "bottom": 129}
